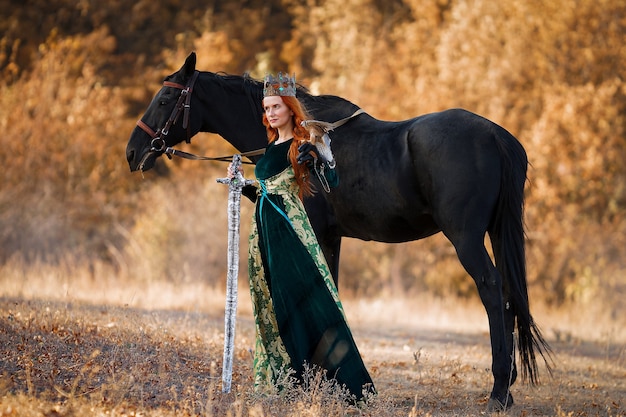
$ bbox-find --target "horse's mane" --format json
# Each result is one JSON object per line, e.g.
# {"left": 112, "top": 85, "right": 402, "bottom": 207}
{"left": 301, "top": 93, "right": 358, "bottom": 108}
{"left": 299, "top": 93, "right": 361, "bottom": 121}
{"left": 208, "top": 72, "right": 261, "bottom": 96}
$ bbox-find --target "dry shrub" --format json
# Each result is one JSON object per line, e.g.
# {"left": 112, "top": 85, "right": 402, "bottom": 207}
{"left": 524, "top": 79, "right": 626, "bottom": 308}
{"left": 122, "top": 169, "right": 251, "bottom": 286}
{"left": 0, "top": 27, "right": 137, "bottom": 262}
{"left": 526, "top": 80, "right": 626, "bottom": 221}
{"left": 0, "top": 0, "right": 625, "bottom": 309}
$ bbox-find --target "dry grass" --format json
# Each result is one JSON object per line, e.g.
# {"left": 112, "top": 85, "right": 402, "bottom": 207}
{"left": 1, "top": 265, "right": 624, "bottom": 417}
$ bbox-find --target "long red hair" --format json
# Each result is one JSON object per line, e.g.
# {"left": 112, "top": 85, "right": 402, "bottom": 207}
{"left": 262, "top": 95, "right": 314, "bottom": 198}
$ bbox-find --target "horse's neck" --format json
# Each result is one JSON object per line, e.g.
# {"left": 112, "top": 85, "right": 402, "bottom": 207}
{"left": 194, "top": 73, "right": 267, "bottom": 153}
{"left": 216, "top": 121, "right": 267, "bottom": 154}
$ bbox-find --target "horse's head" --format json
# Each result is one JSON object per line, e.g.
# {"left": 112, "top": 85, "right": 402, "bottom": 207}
{"left": 126, "top": 52, "right": 201, "bottom": 172}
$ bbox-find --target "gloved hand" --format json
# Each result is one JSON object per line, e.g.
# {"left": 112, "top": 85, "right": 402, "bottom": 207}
{"left": 297, "top": 142, "right": 321, "bottom": 166}
{"left": 298, "top": 141, "right": 338, "bottom": 192}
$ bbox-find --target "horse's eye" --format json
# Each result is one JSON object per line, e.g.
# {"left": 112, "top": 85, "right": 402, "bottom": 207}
{"left": 158, "top": 95, "right": 172, "bottom": 106}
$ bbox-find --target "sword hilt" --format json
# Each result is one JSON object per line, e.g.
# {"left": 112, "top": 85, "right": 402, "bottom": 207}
{"left": 217, "top": 154, "right": 255, "bottom": 188}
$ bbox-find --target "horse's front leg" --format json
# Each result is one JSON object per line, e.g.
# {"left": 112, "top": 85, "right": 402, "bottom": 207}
{"left": 319, "top": 236, "right": 341, "bottom": 287}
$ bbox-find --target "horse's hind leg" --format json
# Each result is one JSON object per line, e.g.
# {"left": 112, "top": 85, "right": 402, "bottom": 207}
{"left": 446, "top": 230, "right": 515, "bottom": 409}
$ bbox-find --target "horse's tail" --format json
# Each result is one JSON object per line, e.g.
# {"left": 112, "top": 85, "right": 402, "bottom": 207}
{"left": 490, "top": 125, "right": 552, "bottom": 384}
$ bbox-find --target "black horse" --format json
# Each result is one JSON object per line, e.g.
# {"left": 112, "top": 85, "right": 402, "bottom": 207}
{"left": 126, "top": 52, "right": 550, "bottom": 410}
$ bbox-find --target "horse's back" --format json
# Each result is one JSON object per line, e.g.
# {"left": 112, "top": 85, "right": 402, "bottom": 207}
{"left": 327, "top": 108, "right": 510, "bottom": 241}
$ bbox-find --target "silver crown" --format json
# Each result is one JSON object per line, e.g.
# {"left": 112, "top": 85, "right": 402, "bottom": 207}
{"left": 263, "top": 72, "right": 296, "bottom": 97}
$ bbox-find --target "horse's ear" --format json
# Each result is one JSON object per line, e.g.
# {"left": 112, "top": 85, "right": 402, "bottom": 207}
{"left": 180, "top": 52, "right": 197, "bottom": 78}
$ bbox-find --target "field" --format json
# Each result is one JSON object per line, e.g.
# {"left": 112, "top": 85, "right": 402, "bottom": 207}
{"left": 1, "top": 271, "right": 624, "bottom": 416}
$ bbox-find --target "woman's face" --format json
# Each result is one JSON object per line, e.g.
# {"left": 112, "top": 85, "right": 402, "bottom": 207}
{"left": 263, "top": 96, "right": 294, "bottom": 131}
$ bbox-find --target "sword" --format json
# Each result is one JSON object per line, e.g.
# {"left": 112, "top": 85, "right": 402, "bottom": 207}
{"left": 216, "top": 154, "right": 255, "bottom": 393}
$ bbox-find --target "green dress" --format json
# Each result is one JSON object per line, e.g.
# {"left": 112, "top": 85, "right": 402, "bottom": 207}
{"left": 248, "top": 139, "right": 375, "bottom": 400}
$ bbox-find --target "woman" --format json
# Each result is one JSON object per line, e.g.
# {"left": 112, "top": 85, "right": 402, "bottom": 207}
{"left": 231, "top": 73, "right": 375, "bottom": 402}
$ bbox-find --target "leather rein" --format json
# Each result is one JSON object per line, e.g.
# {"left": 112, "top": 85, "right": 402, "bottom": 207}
{"left": 136, "top": 71, "right": 263, "bottom": 166}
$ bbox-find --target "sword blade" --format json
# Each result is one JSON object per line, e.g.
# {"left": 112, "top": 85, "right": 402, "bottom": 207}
{"left": 216, "top": 154, "right": 255, "bottom": 394}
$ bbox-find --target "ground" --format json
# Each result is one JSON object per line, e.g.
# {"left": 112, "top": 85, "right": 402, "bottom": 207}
{"left": 0, "top": 280, "right": 624, "bottom": 416}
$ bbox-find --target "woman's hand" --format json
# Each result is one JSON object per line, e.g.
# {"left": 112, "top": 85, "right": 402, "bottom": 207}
{"left": 297, "top": 142, "right": 318, "bottom": 166}
{"left": 227, "top": 162, "right": 244, "bottom": 178}
{"left": 297, "top": 141, "right": 335, "bottom": 169}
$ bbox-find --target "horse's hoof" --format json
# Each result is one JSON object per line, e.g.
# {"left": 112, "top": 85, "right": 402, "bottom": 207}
{"left": 486, "top": 393, "right": 514, "bottom": 412}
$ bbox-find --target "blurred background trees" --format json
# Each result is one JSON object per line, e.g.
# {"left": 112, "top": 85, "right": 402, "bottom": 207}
{"left": 1, "top": 0, "right": 624, "bottom": 315}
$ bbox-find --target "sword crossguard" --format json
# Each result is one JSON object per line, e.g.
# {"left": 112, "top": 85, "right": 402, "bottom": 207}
{"left": 217, "top": 154, "right": 255, "bottom": 188}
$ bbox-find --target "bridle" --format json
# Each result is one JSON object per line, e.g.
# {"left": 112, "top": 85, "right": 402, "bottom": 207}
{"left": 135, "top": 70, "right": 264, "bottom": 168}
{"left": 136, "top": 70, "right": 200, "bottom": 156}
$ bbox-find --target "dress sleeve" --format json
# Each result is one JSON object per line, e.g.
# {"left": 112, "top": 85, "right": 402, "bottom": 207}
{"left": 323, "top": 163, "right": 339, "bottom": 188}
{"left": 242, "top": 183, "right": 259, "bottom": 203}
{"left": 311, "top": 161, "right": 339, "bottom": 189}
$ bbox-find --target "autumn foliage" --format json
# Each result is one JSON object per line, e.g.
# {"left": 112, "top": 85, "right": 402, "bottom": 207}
{"left": 1, "top": 0, "right": 625, "bottom": 312}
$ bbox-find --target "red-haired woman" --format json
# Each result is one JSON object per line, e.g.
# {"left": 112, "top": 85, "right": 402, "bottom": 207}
{"left": 230, "top": 73, "right": 375, "bottom": 403}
